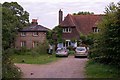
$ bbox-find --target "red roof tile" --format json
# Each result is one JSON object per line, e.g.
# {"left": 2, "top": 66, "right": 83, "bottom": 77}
{"left": 60, "top": 14, "right": 104, "bottom": 35}
{"left": 60, "top": 14, "right": 76, "bottom": 27}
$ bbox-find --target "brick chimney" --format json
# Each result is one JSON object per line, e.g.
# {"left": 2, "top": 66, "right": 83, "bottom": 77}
{"left": 31, "top": 19, "right": 38, "bottom": 26}
{"left": 59, "top": 9, "right": 63, "bottom": 24}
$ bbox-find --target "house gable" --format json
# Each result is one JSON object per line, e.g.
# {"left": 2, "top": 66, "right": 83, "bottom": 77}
{"left": 60, "top": 14, "right": 104, "bottom": 35}
{"left": 15, "top": 19, "right": 50, "bottom": 49}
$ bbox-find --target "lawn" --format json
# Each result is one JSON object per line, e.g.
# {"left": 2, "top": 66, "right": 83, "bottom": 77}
{"left": 85, "top": 60, "right": 120, "bottom": 78}
{"left": 11, "top": 54, "right": 59, "bottom": 64}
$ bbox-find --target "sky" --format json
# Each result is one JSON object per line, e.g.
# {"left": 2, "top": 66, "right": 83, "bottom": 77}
{"left": 1, "top": 0, "right": 119, "bottom": 29}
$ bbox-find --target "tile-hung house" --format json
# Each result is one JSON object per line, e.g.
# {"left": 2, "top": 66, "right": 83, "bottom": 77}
{"left": 58, "top": 9, "right": 104, "bottom": 48}
{"left": 15, "top": 19, "right": 49, "bottom": 49}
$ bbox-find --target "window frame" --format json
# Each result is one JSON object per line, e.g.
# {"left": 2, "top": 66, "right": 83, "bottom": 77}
{"left": 20, "top": 41, "right": 26, "bottom": 47}
{"left": 93, "top": 27, "right": 99, "bottom": 33}
{"left": 21, "top": 32, "right": 26, "bottom": 36}
{"left": 63, "top": 28, "right": 72, "bottom": 33}
{"left": 32, "top": 41, "right": 39, "bottom": 48}
{"left": 33, "top": 32, "right": 38, "bottom": 36}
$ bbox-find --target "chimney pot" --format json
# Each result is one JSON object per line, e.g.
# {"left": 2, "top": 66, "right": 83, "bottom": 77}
{"left": 31, "top": 19, "right": 38, "bottom": 26}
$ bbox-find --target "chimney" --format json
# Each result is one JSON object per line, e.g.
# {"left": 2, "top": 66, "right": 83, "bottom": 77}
{"left": 59, "top": 9, "right": 63, "bottom": 24}
{"left": 31, "top": 19, "right": 38, "bottom": 26}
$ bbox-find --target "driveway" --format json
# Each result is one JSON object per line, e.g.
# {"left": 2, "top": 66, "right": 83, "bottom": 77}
{"left": 15, "top": 56, "right": 88, "bottom": 78}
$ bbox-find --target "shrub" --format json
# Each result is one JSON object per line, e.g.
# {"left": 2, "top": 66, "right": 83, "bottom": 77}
{"left": 67, "top": 46, "right": 74, "bottom": 51}
{"left": 31, "top": 40, "right": 49, "bottom": 56}
{"left": 2, "top": 50, "right": 22, "bottom": 78}
{"left": 68, "top": 50, "right": 75, "bottom": 54}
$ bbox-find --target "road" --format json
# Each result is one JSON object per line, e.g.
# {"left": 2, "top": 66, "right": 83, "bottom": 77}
{"left": 15, "top": 56, "right": 88, "bottom": 78}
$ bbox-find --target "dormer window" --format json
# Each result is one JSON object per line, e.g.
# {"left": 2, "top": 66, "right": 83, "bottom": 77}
{"left": 92, "top": 27, "right": 99, "bottom": 33}
{"left": 63, "top": 28, "right": 72, "bottom": 33}
{"left": 21, "top": 32, "right": 26, "bottom": 36}
{"left": 33, "top": 32, "right": 38, "bottom": 36}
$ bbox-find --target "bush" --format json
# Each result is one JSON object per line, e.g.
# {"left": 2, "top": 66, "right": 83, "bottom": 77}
{"left": 2, "top": 50, "right": 22, "bottom": 78}
{"left": 67, "top": 46, "right": 74, "bottom": 51}
{"left": 68, "top": 50, "right": 75, "bottom": 54}
{"left": 31, "top": 40, "right": 49, "bottom": 56}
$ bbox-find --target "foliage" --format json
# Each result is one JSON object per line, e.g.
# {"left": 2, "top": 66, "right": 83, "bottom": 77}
{"left": 2, "top": 50, "right": 22, "bottom": 78}
{"left": 71, "top": 38, "right": 76, "bottom": 43}
{"left": 85, "top": 60, "right": 120, "bottom": 78}
{"left": 79, "top": 33, "right": 94, "bottom": 46}
{"left": 47, "top": 25, "right": 63, "bottom": 44}
{"left": 2, "top": 2, "right": 29, "bottom": 78}
{"left": 73, "top": 11, "right": 94, "bottom": 15}
{"left": 2, "top": 2, "right": 29, "bottom": 49}
{"left": 31, "top": 40, "right": 49, "bottom": 56}
{"left": 90, "top": 2, "right": 120, "bottom": 66}
{"left": 68, "top": 50, "right": 75, "bottom": 54}
{"left": 53, "top": 25, "right": 63, "bottom": 43}
{"left": 46, "top": 30, "right": 54, "bottom": 44}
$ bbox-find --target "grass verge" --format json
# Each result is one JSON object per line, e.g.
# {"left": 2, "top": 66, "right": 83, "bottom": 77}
{"left": 11, "top": 54, "right": 59, "bottom": 64}
{"left": 85, "top": 60, "right": 120, "bottom": 78}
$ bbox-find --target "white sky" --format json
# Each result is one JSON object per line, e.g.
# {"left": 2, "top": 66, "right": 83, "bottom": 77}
{"left": 1, "top": 0, "right": 119, "bottom": 29}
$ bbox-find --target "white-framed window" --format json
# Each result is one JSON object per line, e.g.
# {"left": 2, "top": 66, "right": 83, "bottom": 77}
{"left": 63, "top": 40, "right": 71, "bottom": 47}
{"left": 21, "top": 32, "right": 26, "bottom": 36}
{"left": 20, "top": 41, "right": 26, "bottom": 47}
{"left": 32, "top": 41, "right": 39, "bottom": 48}
{"left": 92, "top": 27, "right": 99, "bottom": 33}
{"left": 63, "top": 28, "right": 72, "bottom": 33}
{"left": 33, "top": 32, "right": 38, "bottom": 36}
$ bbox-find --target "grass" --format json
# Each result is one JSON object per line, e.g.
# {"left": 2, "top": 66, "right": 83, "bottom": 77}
{"left": 85, "top": 60, "right": 120, "bottom": 78}
{"left": 11, "top": 54, "right": 59, "bottom": 64}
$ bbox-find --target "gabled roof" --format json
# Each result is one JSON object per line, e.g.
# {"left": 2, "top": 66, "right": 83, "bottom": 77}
{"left": 60, "top": 14, "right": 104, "bottom": 34}
{"left": 60, "top": 14, "right": 76, "bottom": 27}
{"left": 19, "top": 25, "right": 50, "bottom": 32}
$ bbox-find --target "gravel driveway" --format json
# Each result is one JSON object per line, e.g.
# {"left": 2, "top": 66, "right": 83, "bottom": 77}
{"left": 15, "top": 56, "right": 88, "bottom": 78}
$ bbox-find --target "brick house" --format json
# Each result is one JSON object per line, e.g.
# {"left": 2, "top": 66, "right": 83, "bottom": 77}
{"left": 15, "top": 19, "right": 49, "bottom": 49}
{"left": 58, "top": 9, "right": 104, "bottom": 48}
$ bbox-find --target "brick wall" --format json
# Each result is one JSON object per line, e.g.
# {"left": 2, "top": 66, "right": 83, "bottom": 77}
{"left": 15, "top": 31, "right": 46, "bottom": 49}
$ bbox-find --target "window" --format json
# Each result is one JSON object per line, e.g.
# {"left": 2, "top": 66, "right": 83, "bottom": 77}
{"left": 63, "top": 28, "right": 72, "bottom": 33}
{"left": 92, "top": 27, "right": 99, "bottom": 33}
{"left": 33, "top": 32, "right": 38, "bottom": 36}
{"left": 21, "top": 41, "right": 26, "bottom": 47}
{"left": 21, "top": 32, "right": 26, "bottom": 36}
{"left": 32, "top": 41, "right": 39, "bottom": 48}
{"left": 63, "top": 40, "right": 71, "bottom": 47}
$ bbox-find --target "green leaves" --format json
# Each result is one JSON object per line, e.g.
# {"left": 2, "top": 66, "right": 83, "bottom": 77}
{"left": 91, "top": 2, "right": 120, "bottom": 66}
{"left": 2, "top": 2, "right": 29, "bottom": 49}
{"left": 2, "top": 2, "right": 29, "bottom": 78}
{"left": 73, "top": 11, "right": 94, "bottom": 15}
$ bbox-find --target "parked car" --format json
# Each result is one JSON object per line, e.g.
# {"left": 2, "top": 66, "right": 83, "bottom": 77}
{"left": 56, "top": 48, "right": 69, "bottom": 57}
{"left": 74, "top": 47, "right": 88, "bottom": 58}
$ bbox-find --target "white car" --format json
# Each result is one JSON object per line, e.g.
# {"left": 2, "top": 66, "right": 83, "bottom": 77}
{"left": 56, "top": 48, "right": 69, "bottom": 57}
{"left": 74, "top": 47, "right": 88, "bottom": 58}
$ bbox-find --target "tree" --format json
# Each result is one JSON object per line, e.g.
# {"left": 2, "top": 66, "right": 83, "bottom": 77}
{"left": 2, "top": 2, "right": 29, "bottom": 78}
{"left": 2, "top": 2, "right": 29, "bottom": 49}
{"left": 73, "top": 11, "right": 94, "bottom": 15}
{"left": 91, "top": 2, "right": 120, "bottom": 66}
{"left": 79, "top": 33, "right": 94, "bottom": 46}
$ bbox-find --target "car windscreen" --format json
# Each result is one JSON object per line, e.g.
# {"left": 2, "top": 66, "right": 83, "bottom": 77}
{"left": 76, "top": 48, "right": 86, "bottom": 51}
